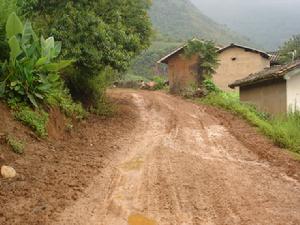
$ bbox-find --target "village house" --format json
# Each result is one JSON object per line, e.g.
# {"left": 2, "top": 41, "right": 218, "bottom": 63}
{"left": 229, "top": 60, "right": 300, "bottom": 115}
{"left": 158, "top": 43, "right": 271, "bottom": 93}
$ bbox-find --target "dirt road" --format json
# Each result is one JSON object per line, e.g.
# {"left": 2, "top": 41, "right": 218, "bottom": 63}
{"left": 53, "top": 90, "right": 300, "bottom": 225}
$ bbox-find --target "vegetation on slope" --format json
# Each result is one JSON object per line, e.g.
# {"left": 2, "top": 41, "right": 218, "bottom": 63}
{"left": 129, "top": 39, "right": 182, "bottom": 79}
{"left": 200, "top": 91, "right": 300, "bottom": 154}
{"left": 19, "top": 0, "right": 153, "bottom": 110}
{"left": 0, "top": 11, "right": 84, "bottom": 136}
{"left": 0, "top": 0, "right": 152, "bottom": 136}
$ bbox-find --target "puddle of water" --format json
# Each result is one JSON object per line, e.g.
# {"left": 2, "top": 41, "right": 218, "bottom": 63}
{"left": 121, "top": 157, "right": 144, "bottom": 171}
{"left": 128, "top": 214, "right": 157, "bottom": 225}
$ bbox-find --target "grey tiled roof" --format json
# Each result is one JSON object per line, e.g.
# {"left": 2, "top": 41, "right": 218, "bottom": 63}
{"left": 229, "top": 60, "right": 300, "bottom": 88}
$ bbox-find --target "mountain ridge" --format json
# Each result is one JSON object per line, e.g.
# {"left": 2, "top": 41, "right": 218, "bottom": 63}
{"left": 149, "top": 0, "right": 255, "bottom": 47}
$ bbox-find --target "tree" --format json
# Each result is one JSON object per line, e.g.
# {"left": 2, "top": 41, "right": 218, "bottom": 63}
{"left": 18, "top": 0, "right": 152, "bottom": 105}
{"left": 18, "top": 0, "right": 152, "bottom": 74}
{"left": 279, "top": 34, "right": 300, "bottom": 64}
{"left": 0, "top": 0, "right": 17, "bottom": 62}
{"left": 184, "top": 39, "right": 219, "bottom": 83}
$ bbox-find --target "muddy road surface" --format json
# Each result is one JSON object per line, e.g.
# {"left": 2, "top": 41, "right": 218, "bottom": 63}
{"left": 54, "top": 90, "right": 300, "bottom": 225}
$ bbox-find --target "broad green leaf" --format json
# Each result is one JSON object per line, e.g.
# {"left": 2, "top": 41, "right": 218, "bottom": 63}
{"left": 34, "top": 93, "right": 44, "bottom": 99}
{"left": 41, "top": 36, "right": 54, "bottom": 58}
{"left": 24, "top": 42, "right": 38, "bottom": 58}
{"left": 37, "top": 83, "right": 52, "bottom": 91}
{"left": 21, "top": 21, "right": 38, "bottom": 46}
{"left": 8, "top": 36, "right": 21, "bottom": 62}
{"left": 22, "top": 21, "right": 33, "bottom": 45}
{"left": 45, "top": 37, "right": 55, "bottom": 49}
{"left": 6, "top": 12, "right": 23, "bottom": 39}
{"left": 28, "top": 93, "right": 38, "bottom": 108}
{"left": 44, "top": 60, "right": 74, "bottom": 71}
{"left": 35, "top": 57, "right": 48, "bottom": 67}
{"left": 53, "top": 41, "right": 62, "bottom": 58}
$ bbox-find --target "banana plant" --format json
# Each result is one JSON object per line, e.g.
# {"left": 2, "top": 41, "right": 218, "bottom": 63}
{"left": 0, "top": 12, "right": 73, "bottom": 107}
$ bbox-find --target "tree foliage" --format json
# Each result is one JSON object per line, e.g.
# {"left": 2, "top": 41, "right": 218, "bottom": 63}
{"left": 18, "top": 0, "right": 152, "bottom": 76}
{"left": 0, "top": 0, "right": 17, "bottom": 62}
{"left": 129, "top": 39, "right": 181, "bottom": 79}
{"left": 184, "top": 39, "right": 219, "bottom": 81}
{"left": 279, "top": 34, "right": 300, "bottom": 64}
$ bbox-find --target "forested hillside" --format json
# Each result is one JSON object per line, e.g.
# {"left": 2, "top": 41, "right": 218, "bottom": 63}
{"left": 129, "top": 0, "right": 254, "bottom": 79}
{"left": 150, "top": 0, "right": 252, "bottom": 45}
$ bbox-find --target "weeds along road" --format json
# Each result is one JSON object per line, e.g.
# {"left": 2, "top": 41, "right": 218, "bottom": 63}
{"left": 54, "top": 89, "right": 300, "bottom": 225}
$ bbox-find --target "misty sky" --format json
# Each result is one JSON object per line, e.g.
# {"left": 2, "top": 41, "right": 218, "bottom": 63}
{"left": 190, "top": 0, "right": 300, "bottom": 50}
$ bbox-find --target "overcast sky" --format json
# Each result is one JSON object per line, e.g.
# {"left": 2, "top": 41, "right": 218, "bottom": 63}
{"left": 190, "top": 0, "right": 300, "bottom": 49}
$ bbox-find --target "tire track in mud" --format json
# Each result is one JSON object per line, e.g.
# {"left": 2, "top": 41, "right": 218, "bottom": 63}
{"left": 53, "top": 90, "right": 300, "bottom": 225}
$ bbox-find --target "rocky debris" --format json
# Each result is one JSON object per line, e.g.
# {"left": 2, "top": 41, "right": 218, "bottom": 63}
{"left": 1, "top": 165, "right": 17, "bottom": 179}
{"left": 141, "top": 81, "right": 157, "bottom": 90}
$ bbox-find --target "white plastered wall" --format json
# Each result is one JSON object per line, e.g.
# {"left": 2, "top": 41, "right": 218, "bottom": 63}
{"left": 286, "top": 68, "right": 300, "bottom": 112}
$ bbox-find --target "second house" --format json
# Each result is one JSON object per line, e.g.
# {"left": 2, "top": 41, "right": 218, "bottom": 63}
{"left": 158, "top": 43, "right": 271, "bottom": 93}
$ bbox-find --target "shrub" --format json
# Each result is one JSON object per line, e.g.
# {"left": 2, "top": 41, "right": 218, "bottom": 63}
{"left": 184, "top": 39, "right": 219, "bottom": 81}
{"left": 19, "top": 0, "right": 152, "bottom": 106}
{"left": 278, "top": 34, "right": 300, "bottom": 64}
{"left": 152, "top": 76, "right": 166, "bottom": 90}
{"left": 203, "top": 79, "right": 221, "bottom": 93}
{"left": 46, "top": 88, "right": 86, "bottom": 119}
{"left": 66, "top": 67, "right": 115, "bottom": 116}
{"left": 0, "top": 0, "right": 17, "bottom": 62}
{"left": 200, "top": 92, "right": 300, "bottom": 154}
{"left": 0, "top": 13, "right": 73, "bottom": 108}
{"left": 6, "top": 135, "right": 24, "bottom": 154}
{"left": 15, "top": 107, "right": 48, "bottom": 137}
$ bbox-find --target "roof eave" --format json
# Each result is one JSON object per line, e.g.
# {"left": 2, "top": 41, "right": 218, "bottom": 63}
{"left": 229, "top": 76, "right": 285, "bottom": 89}
{"left": 218, "top": 43, "right": 270, "bottom": 59}
{"left": 157, "top": 44, "right": 187, "bottom": 64}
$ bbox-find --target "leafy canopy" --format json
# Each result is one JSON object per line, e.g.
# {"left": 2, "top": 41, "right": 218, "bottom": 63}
{"left": 19, "top": 0, "right": 153, "bottom": 76}
{"left": 279, "top": 34, "right": 300, "bottom": 64}
{"left": 184, "top": 39, "right": 219, "bottom": 80}
{"left": 0, "top": 0, "right": 17, "bottom": 62}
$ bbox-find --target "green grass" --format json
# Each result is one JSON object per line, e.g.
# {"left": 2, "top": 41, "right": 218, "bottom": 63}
{"left": 200, "top": 92, "right": 300, "bottom": 154}
{"left": 152, "top": 76, "right": 166, "bottom": 90}
{"left": 46, "top": 88, "right": 86, "bottom": 120}
{"left": 15, "top": 107, "right": 49, "bottom": 137}
{"left": 6, "top": 135, "right": 24, "bottom": 154}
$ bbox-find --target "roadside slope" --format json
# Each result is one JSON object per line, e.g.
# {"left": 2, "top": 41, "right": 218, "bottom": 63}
{"left": 0, "top": 94, "right": 138, "bottom": 225}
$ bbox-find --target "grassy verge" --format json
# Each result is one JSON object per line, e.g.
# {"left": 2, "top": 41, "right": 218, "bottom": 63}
{"left": 15, "top": 107, "right": 49, "bottom": 138}
{"left": 6, "top": 135, "right": 25, "bottom": 154}
{"left": 199, "top": 92, "right": 300, "bottom": 154}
